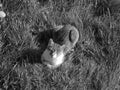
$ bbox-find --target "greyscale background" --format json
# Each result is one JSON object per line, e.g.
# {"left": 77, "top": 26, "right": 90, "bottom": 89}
{"left": 0, "top": 0, "right": 120, "bottom": 90}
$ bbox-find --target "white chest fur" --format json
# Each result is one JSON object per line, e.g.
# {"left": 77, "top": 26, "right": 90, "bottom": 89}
{"left": 41, "top": 49, "right": 65, "bottom": 68}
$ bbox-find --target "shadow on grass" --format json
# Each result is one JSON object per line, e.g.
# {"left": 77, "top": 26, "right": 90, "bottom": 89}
{"left": 17, "top": 29, "right": 56, "bottom": 66}
{"left": 17, "top": 48, "right": 44, "bottom": 66}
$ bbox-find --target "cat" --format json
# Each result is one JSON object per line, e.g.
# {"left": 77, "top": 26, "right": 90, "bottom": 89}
{"left": 41, "top": 39, "right": 65, "bottom": 68}
{"left": 41, "top": 24, "right": 79, "bottom": 68}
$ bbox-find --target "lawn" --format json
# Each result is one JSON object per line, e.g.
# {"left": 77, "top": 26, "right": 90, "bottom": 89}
{"left": 0, "top": 0, "right": 120, "bottom": 90}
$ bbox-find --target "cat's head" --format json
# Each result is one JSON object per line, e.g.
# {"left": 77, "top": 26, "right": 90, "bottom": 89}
{"left": 41, "top": 38, "right": 66, "bottom": 68}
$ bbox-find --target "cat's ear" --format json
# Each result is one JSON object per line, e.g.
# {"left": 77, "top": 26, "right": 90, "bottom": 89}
{"left": 48, "top": 38, "right": 54, "bottom": 46}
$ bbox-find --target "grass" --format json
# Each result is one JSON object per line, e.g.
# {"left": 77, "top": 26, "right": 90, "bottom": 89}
{"left": 0, "top": 0, "right": 120, "bottom": 90}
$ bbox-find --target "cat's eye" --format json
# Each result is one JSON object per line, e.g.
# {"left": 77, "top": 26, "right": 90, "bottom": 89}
{"left": 47, "top": 46, "right": 55, "bottom": 53}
